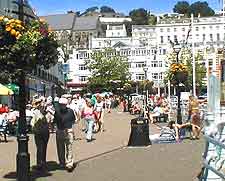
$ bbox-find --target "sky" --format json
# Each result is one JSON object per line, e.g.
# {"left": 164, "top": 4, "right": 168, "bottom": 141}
{"left": 29, "top": 0, "right": 222, "bottom": 16}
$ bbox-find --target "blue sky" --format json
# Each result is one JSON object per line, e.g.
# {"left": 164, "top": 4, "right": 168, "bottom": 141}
{"left": 29, "top": 0, "right": 222, "bottom": 16}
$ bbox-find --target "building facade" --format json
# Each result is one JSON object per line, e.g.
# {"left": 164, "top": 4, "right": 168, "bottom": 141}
{"left": 42, "top": 12, "right": 225, "bottom": 94}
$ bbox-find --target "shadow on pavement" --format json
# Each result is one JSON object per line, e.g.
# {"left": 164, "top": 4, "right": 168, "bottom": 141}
{"left": 3, "top": 161, "right": 63, "bottom": 181}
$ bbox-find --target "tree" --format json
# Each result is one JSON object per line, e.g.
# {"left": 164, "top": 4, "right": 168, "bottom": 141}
{"left": 173, "top": 1, "right": 190, "bottom": 15}
{"left": 100, "top": 6, "right": 115, "bottom": 13}
{"left": 81, "top": 6, "right": 99, "bottom": 16}
{"left": 189, "top": 1, "right": 215, "bottom": 17}
{"left": 129, "top": 8, "right": 149, "bottom": 25}
{"left": 0, "top": 15, "right": 59, "bottom": 180}
{"left": 148, "top": 14, "right": 157, "bottom": 25}
{"left": 85, "top": 48, "right": 130, "bottom": 93}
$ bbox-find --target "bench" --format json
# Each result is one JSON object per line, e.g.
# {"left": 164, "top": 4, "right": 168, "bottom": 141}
{"left": 155, "top": 113, "right": 169, "bottom": 123}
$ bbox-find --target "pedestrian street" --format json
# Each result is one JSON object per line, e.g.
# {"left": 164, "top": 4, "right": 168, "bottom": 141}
{"left": 1, "top": 109, "right": 204, "bottom": 181}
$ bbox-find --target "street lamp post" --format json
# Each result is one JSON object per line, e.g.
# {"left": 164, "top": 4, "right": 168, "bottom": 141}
{"left": 143, "top": 67, "right": 148, "bottom": 116}
{"left": 16, "top": 1, "right": 31, "bottom": 181}
{"left": 173, "top": 39, "right": 182, "bottom": 124}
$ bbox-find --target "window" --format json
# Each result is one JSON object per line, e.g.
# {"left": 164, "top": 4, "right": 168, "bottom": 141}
{"left": 98, "top": 42, "right": 101, "bottom": 47}
{"left": 79, "top": 64, "right": 87, "bottom": 70}
{"left": 159, "top": 73, "right": 163, "bottom": 79}
{"left": 152, "top": 73, "right": 163, "bottom": 80}
{"left": 167, "top": 36, "right": 170, "bottom": 41}
{"left": 79, "top": 76, "right": 88, "bottom": 82}
{"left": 136, "top": 74, "right": 145, "bottom": 80}
{"left": 152, "top": 73, "right": 158, "bottom": 80}
{"left": 210, "top": 34, "right": 213, "bottom": 41}
{"left": 202, "top": 26, "right": 206, "bottom": 30}
{"left": 160, "top": 28, "right": 163, "bottom": 32}
{"left": 203, "top": 34, "right": 206, "bottom": 41}
{"left": 174, "top": 28, "right": 177, "bottom": 32}
{"left": 136, "top": 62, "right": 146, "bottom": 68}
{"left": 162, "top": 49, "right": 166, "bottom": 55}
{"left": 128, "top": 63, "right": 131, "bottom": 68}
{"left": 167, "top": 28, "right": 170, "bottom": 32}
{"left": 217, "top": 33, "right": 220, "bottom": 41}
{"left": 182, "top": 27, "right": 185, "bottom": 31}
{"left": 195, "top": 27, "right": 199, "bottom": 31}
{"left": 174, "top": 35, "right": 177, "bottom": 41}
{"left": 160, "top": 36, "right": 164, "bottom": 43}
{"left": 216, "top": 26, "right": 220, "bottom": 30}
{"left": 209, "top": 26, "right": 213, "bottom": 30}
{"left": 151, "top": 61, "right": 158, "bottom": 67}
{"left": 118, "top": 32, "right": 120, "bottom": 36}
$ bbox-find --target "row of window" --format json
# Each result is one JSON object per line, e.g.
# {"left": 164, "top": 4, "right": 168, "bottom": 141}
{"left": 75, "top": 48, "right": 166, "bottom": 60}
{"left": 130, "top": 61, "right": 163, "bottom": 68}
{"left": 159, "top": 25, "right": 223, "bottom": 33}
{"left": 79, "top": 76, "right": 88, "bottom": 82}
{"left": 136, "top": 73, "right": 163, "bottom": 80}
{"left": 78, "top": 73, "right": 164, "bottom": 82}
{"left": 108, "top": 25, "right": 124, "bottom": 30}
{"left": 160, "top": 33, "right": 224, "bottom": 44}
{"left": 78, "top": 61, "right": 164, "bottom": 71}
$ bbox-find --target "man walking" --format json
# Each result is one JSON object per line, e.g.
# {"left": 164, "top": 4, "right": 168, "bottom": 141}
{"left": 54, "top": 97, "right": 75, "bottom": 172}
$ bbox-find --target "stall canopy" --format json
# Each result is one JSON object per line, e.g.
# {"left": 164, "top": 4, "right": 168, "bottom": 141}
{"left": 0, "top": 84, "right": 14, "bottom": 95}
{"left": 6, "top": 83, "right": 19, "bottom": 95}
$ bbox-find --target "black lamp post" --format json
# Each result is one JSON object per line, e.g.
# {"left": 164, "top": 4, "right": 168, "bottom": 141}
{"left": 14, "top": 0, "right": 33, "bottom": 180}
{"left": 143, "top": 66, "right": 148, "bottom": 116}
{"left": 173, "top": 38, "right": 182, "bottom": 124}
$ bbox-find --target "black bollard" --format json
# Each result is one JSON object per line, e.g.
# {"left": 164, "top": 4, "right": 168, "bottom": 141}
{"left": 128, "top": 117, "right": 151, "bottom": 147}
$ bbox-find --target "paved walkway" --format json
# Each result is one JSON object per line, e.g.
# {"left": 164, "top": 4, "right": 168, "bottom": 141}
{"left": 0, "top": 109, "right": 204, "bottom": 181}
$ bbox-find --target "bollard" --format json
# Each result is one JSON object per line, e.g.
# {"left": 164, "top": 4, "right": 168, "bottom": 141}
{"left": 128, "top": 117, "right": 151, "bottom": 147}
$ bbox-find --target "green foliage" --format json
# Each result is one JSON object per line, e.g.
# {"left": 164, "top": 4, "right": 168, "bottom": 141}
{"left": 82, "top": 6, "right": 99, "bottom": 16}
{"left": 189, "top": 1, "right": 215, "bottom": 17}
{"left": 173, "top": 1, "right": 190, "bottom": 15}
{"left": 165, "top": 48, "right": 206, "bottom": 92}
{"left": 148, "top": 14, "right": 157, "bottom": 25}
{"left": 0, "top": 16, "right": 59, "bottom": 83}
{"left": 129, "top": 8, "right": 149, "bottom": 25}
{"left": 86, "top": 49, "right": 130, "bottom": 92}
{"left": 173, "top": 1, "right": 215, "bottom": 17}
{"left": 100, "top": 6, "right": 115, "bottom": 13}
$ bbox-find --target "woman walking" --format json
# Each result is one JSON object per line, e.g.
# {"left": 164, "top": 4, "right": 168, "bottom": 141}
{"left": 94, "top": 95, "right": 105, "bottom": 132}
{"left": 82, "top": 98, "right": 95, "bottom": 142}
{"left": 31, "top": 98, "right": 49, "bottom": 171}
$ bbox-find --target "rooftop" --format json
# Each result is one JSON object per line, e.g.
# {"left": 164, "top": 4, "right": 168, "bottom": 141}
{"left": 41, "top": 13, "right": 76, "bottom": 30}
{"left": 73, "top": 16, "right": 99, "bottom": 31}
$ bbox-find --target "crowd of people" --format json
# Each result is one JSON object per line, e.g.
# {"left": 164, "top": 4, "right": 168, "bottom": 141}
{"left": 0, "top": 93, "right": 119, "bottom": 172}
{"left": 0, "top": 91, "right": 207, "bottom": 172}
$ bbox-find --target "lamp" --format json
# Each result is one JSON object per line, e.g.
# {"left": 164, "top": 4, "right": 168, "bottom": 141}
{"left": 172, "top": 38, "right": 183, "bottom": 125}
{"left": 143, "top": 66, "right": 148, "bottom": 117}
{"left": 173, "top": 38, "right": 182, "bottom": 63}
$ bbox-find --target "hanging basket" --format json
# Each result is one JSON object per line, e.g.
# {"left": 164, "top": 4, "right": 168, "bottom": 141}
{"left": 174, "top": 71, "right": 188, "bottom": 83}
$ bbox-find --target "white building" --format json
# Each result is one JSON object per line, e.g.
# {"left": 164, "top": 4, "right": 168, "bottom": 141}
{"left": 64, "top": 15, "right": 225, "bottom": 92}
{"left": 99, "top": 17, "right": 132, "bottom": 38}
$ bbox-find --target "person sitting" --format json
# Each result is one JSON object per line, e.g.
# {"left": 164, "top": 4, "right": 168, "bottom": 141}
{"left": 148, "top": 103, "right": 164, "bottom": 123}
{"left": 130, "top": 102, "right": 141, "bottom": 115}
